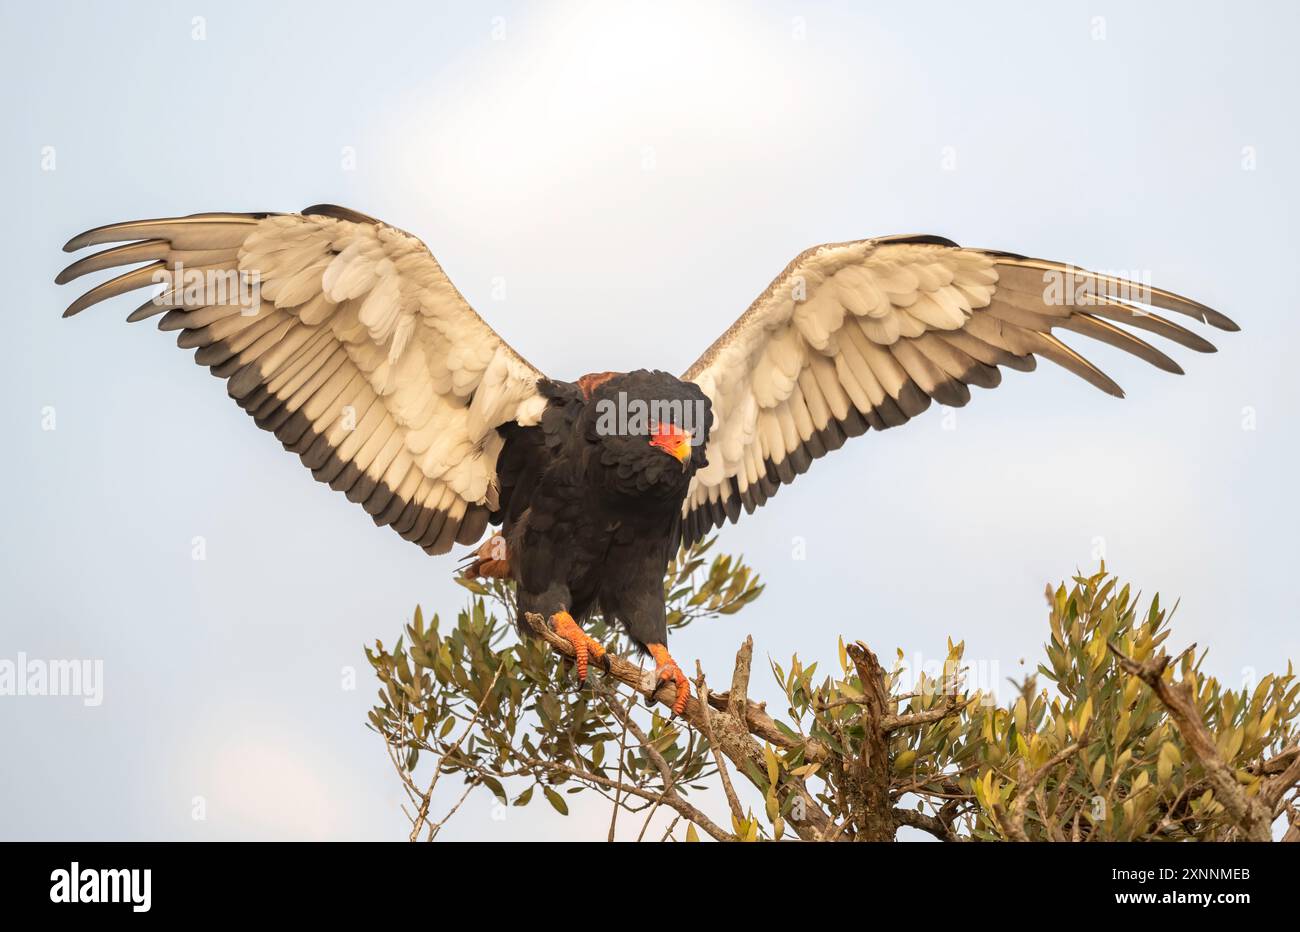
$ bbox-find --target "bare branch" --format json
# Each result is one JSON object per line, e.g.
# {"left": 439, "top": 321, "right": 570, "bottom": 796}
{"left": 1282, "top": 804, "right": 1300, "bottom": 843}
{"left": 727, "top": 635, "right": 753, "bottom": 718}
{"left": 592, "top": 680, "right": 687, "bottom": 843}
{"left": 524, "top": 756, "right": 733, "bottom": 841}
{"left": 1262, "top": 749, "right": 1300, "bottom": 817}
{"left": 605, "top": 687, "right": 633, "bottom": 842}
{"left": 426, "top": 778, "right": 480, "bottom": 841}
{"left": 520, "top": 612, "right": 817, "bottom": 758}
{"left": 522, "top": 613, "right": 837, "bottom": 840}
{"left": 843, "top": 642, "right": 898, "bottom": 840}
{"left": 695, "top": 662, "right": 746, "bottom": 827}
{"left": 1248, "top": 743, "right": 1299, "bottom": 777}
{"left": 1002, "top": 739, "right": 1086, "bottom": 842}
{"left": 894, "top": 806, "right": 962, "bottom": 842}
{"left": 409, "top": 664, "right": 504, "bottom": 842}
{"left": 1108, "top": 642, "right": 1273, "bottom": 842}
{"left": 883, "top": 695, "right": 974, "bottom": 733}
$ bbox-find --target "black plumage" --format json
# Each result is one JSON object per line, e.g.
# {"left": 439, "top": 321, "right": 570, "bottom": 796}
{"left": 492, "top": 371, "right": 711, "bottom": 686}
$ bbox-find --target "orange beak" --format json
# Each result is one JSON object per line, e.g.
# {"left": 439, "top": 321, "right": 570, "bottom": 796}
{"left": 649, "top": 423, "right": 693, "bottom": 469}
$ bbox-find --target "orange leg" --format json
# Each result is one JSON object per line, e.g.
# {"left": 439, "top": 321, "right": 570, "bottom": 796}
{"left": 647, "top": 643, "right": 690, "bottom": 716}
{"left": 550, "top": 611, "right": 607, "bottom": 682}
{"left": 461, "top": 533, "right": 510, "bottom": 579}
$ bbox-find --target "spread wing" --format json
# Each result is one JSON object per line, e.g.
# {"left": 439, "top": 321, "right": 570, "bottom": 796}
{"left": 58, "top": 205, "right": 547, "bottom": 554}
{"left": 679, "top": 235, "right": 1237, "bottom": 546}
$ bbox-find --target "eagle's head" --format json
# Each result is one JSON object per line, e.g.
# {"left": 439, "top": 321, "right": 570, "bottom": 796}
{"left": 580, "top": 369, "right": 712, "bottom": 499}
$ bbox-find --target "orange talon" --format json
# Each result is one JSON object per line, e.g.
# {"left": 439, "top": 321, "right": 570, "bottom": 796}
{"left": 647, "top": 643, "right": 690, "bottom": 716}
{"left": 460, "top": 533, "right": 511, "bottom": 579}
{"left": 550, "top": 611, "right": 606, "bottom": 682}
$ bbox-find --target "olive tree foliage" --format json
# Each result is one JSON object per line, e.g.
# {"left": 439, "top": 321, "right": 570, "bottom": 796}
{"left": 366, "top": 539, "right": 1300, "bottom": 842}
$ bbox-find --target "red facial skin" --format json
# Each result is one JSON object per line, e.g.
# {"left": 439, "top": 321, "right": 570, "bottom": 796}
{"left": 649, "top": 423, "right": 692, "bottom": 466}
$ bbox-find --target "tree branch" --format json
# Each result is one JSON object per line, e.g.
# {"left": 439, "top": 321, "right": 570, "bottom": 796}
{"left": 1262, "top": 749, "right": 1300, "bottom": 817}
{"left": 1248, "top": 743, "right": 1299, "bottom": 777}
{"left": 521, "top": 612, "right": 822, "bottom": 757}
{"left": 589, "top": 677, "right": 693, "bottom": 842}
{"left": 893, "top": 806, "right": 962, "bottom": 842}
{"left": 604, "top": 687, "right": 633, "bottom": 842}
{"left": 1282, "top": 803, "right": 1300, "bottom": 843}
{"left": 408, "top": 664, "right": 504, "bottom": 842}
{"left": 522, "top": 613, "right": 837, "bottom": 840}
{"left": 844, "top": 642, "right": 898, "bottom": 840}
{"left": 1002, "top": 739, "right": 1086, "bottom": 842}
{"left": 882, "top": 695, "right": 973, "bottom": 733}
{"left": 521, "top": 757, "right": 734, "bottom": 842}
{"left": 727, "top": 635, "right": 752, "bottom": 718}
{"left": 695, "top": 662, "right": 746, "bottom": 828}
{"left": 1108, "top": 642, "right": 1273, "bottom": 842}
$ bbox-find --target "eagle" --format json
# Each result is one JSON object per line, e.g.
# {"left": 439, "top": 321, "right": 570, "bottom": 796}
{"left": 58, "top": 204, "right": 1237, "bottom": 714}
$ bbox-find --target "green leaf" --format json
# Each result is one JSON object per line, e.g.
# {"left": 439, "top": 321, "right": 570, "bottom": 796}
{"left": 543, "top": 786, "right": 569, "bottom": 816}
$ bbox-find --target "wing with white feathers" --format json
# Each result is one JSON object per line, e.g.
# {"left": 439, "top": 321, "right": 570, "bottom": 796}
{"left": 678, "top": 235, "right": 1238, "bottom": 546}
{"left": 59, "top": 205, "right": 548, "bottom": 554}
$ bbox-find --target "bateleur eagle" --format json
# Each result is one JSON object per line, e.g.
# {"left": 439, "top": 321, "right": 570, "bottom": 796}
{"left": 58, "top": 205, "right": 1237, "bottom": 714}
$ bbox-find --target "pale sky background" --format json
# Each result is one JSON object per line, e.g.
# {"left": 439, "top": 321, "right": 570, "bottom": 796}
{"left": 1, "top": 0, "right": 1296, "bottom": 840}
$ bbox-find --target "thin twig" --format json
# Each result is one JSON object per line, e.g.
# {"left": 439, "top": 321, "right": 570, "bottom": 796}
{"left": 590, "top": 675, "right": 693, "bottom": 843}
{"left": 605, "top": 685, "right": 634, "bottom": 842}
{"left": 1003, "top": 738, "right": 1086, "bottom": 842}
{"left": 426, "top": 777, "right": 480, "bottom": 841}
{"left": 523, "top": 757, "right": 733, "bottom": 841}
{"left": 410, "top": 665, "right": 504, "bottom": 842}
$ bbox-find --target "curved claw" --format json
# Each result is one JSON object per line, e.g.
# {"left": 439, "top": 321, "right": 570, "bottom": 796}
{"left": 648, "top": 643, "right": 690, "bottom": 716}
{"left": 460, "top": 533, "right": 510, "bottom": 579}
{"left": 550, "top": 611, "right": 606, "bottom": 683}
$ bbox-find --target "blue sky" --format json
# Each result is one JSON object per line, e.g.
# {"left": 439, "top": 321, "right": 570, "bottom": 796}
{"left": 2, "top": 0, "right": 1296, "bottom": 840}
